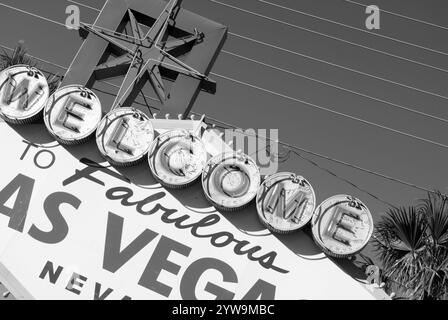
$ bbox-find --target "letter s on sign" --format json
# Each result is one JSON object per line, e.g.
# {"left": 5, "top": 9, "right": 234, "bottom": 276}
{"left": 28, "top": 192, "right": 81, "bottom": 244}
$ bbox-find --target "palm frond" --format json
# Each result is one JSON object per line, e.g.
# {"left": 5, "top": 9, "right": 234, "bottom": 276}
{"left": 375, "top": 194, "right": 448, "bottom": 300}
{"left": 373, "top": 206, "right": 428, "bottom": 298}
{"left": 419, "top": 191, "right": 448, "bottom": 246}
{"left": 0, "top": 42, "right": 35, "bottom": 71}
{"left": 375, "top": 206, "right": 426, "bottom": 253}
{"left": 0, "top": 42, "right": 62, "bottom": 94}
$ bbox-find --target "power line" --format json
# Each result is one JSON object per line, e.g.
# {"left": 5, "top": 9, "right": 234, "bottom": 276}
{"left": 63, "top": 0, "right": 109, "bottom": 81}
{"left": 68, "top": 0, "right": 448, "bottom": 124}
{"left": 1, "top": 3, "right": 448, "bottom": 150}
{"left": 210, "top": 0, "right": 448, "bottom": 74}
{"left": 0, "top": 2, "right": 143, "bottom": 44}
{"left": 0, "top": 2, "right": 67, "bottom": 27}
{"left": 92, "top": 86, "right": 159, "bottom": 111}
{"left": 0, "top": 44, "right": 67, "bottom": 70}
{"left": 73, "top": 0, "right": 448, "bottom": 40}
{"left": 0, "top": 43, "right": 161, "bottom": 111}
{"left": 228, "top": 126, "right": 396, "bottom": 206}
{"left": 194, "top": 112, "right": 442, "bottom": 197}
{"left": 0, "top": 44, "right": 434, "bottom": 205}
{"left": 228, "top": 31, "right": 448, "bottom": 102}
{"left": 258, "top": 0, "right": 448, "bottom": 57}
{"left": 0, "top": 43, "right": 440, "bottom": 202}
{"left": 343, "top": 0, "right": 448, "bottom": 31}
{"left": 209, "top": 72, "right": 448, "bottom": 150}
{"left": 222, "top": 50, "right": 448, "bottom": 124}
{"left": 290, "top": 150, "right": 397, "bottom": 207}
{"left": 67, "top": 0, "right": 100, "bottom": 12}
{"left": 60, "top": 1, "right": 448, "bottom": 102}
{"left": 1, "top": 3, "right": 444, "bottom": 196}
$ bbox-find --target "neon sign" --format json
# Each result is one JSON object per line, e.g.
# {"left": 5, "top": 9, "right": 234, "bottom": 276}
{"left": 96, "top": 107, "right": 155, "bottom": 166}
{"left": 0, "top": 62, "right": 374, "bottom": 257}
{"left": 0, "top": 65, "right": 49, "bottom": 124}
{"left": 256, "top": 172, "right": 316, "bottom": 234}
{"left": 148, "top": 129, "right": 208, "bottom": 188}
{"left": 61, "top": 0, "right": 227, "bottom": 118}
{"left": 311, "top": 195, "right": 374, "bottom": 258}
{"left": 44, "top": 85, "right": 102, "bottom": 144}
{"left": 0, "top": 0, "right": 374, "bottom": 261}
{"left": 202, "top": 152, "right": 261, "bottom": 211}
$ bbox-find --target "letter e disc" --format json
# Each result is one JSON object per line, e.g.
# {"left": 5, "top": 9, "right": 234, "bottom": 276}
{"left": 96, "top": 107, "right": 154, "bottom": 166}
{"left": 311, "top": 195, "right": 374, "bottom": 258}
{"left": 0, "top": 65, "right": 49, "bottom": 124}
{"left": 256, "top": 172, "right": 316, "bottom": 234}
{"left": 44, "top": 85, "right": 102, "bottom": 144}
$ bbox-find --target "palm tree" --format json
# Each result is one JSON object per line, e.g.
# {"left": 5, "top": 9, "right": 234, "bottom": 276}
{"left": 0, "top": 40, "right": 35, "bottom": 69}
{"left": 374, "top": 192, "right": 448, "bottom": 299}
{"left": 0, "top": 41, "right": 61, "bottom": 93}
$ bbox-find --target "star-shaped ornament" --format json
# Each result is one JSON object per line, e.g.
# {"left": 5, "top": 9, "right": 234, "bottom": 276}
{"left": 79, "top": 0, "right": 215, "bottom": 110}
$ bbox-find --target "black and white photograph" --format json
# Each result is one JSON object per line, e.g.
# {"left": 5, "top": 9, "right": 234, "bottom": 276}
{"left": 0, "top": 0, "right": 447, "bottom": 307}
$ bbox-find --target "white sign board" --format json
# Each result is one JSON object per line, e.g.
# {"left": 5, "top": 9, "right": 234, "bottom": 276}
{"left": 0, "top": 123, "right": 377, "bottom": 300}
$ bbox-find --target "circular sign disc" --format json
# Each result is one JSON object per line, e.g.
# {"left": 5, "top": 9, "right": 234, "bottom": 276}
{"left": 44, "top": 85, "right": 102, "bottom": 144}
{"left": 96, "top": 107, "right": 154, "bottom": 166}
{"left": 0, "top": 65, "right": 49, "bottom": 124}
{"left": 148, "top": 129, "right": 208, "bottom": 188}
{"left": 202, "top": 152, "right": 261, "bottom": 211}
{"left": 311, "top": 195, "right": 374, "bottom": 258}
{"left": 256, "top": 172, "right": 316, "bottom": 234}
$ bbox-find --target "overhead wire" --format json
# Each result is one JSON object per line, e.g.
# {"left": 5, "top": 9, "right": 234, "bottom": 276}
{"left": 194, "top": 112, "right": 444, "bottom": 197}
{"left": 258, "top": 0, "right": 448, "bottom": 57}
{"left": 6, "top": 0, "right": 448, "bottom": 103}
{"left": 4, "top": 0, "right": 448, "bottom": 150}
{"left": 209, "top": 0, "right": 448, "bottom": 74}
{"left": 68, "top": 0, "right": 448, "bottom": 124}
{"left": 0, "top": 1, "right": 445, "bottom": 200}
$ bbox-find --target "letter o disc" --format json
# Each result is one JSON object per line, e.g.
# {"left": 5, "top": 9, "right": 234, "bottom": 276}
{"left": 44, "top": 85, "right": 102, "bottom": 144}
{"left": 96, "top": 107, "right": 154, "bottom": 166}
{"left": 0, "top": 65, "right": 49, "bottom": 124}
{"left": 148, "top": 129, "right": 208, "bottom": 188}
{"left": 311, "top": 195, "right": 374, "bottom": 258}
{"left": 256, "top": 172, "right": 316, "bottom": 234}
{"left": 202, "top": 152, "right": 261, "bottom": 211}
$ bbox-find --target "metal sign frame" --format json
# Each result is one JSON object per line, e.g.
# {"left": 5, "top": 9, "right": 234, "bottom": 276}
{"left": 60, "top": 0, "right": 227, "bottom": 118}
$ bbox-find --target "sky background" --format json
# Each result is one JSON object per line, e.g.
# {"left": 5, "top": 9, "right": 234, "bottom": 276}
{"left": 1, "top": 0, "right": 448, "bottom": 299}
